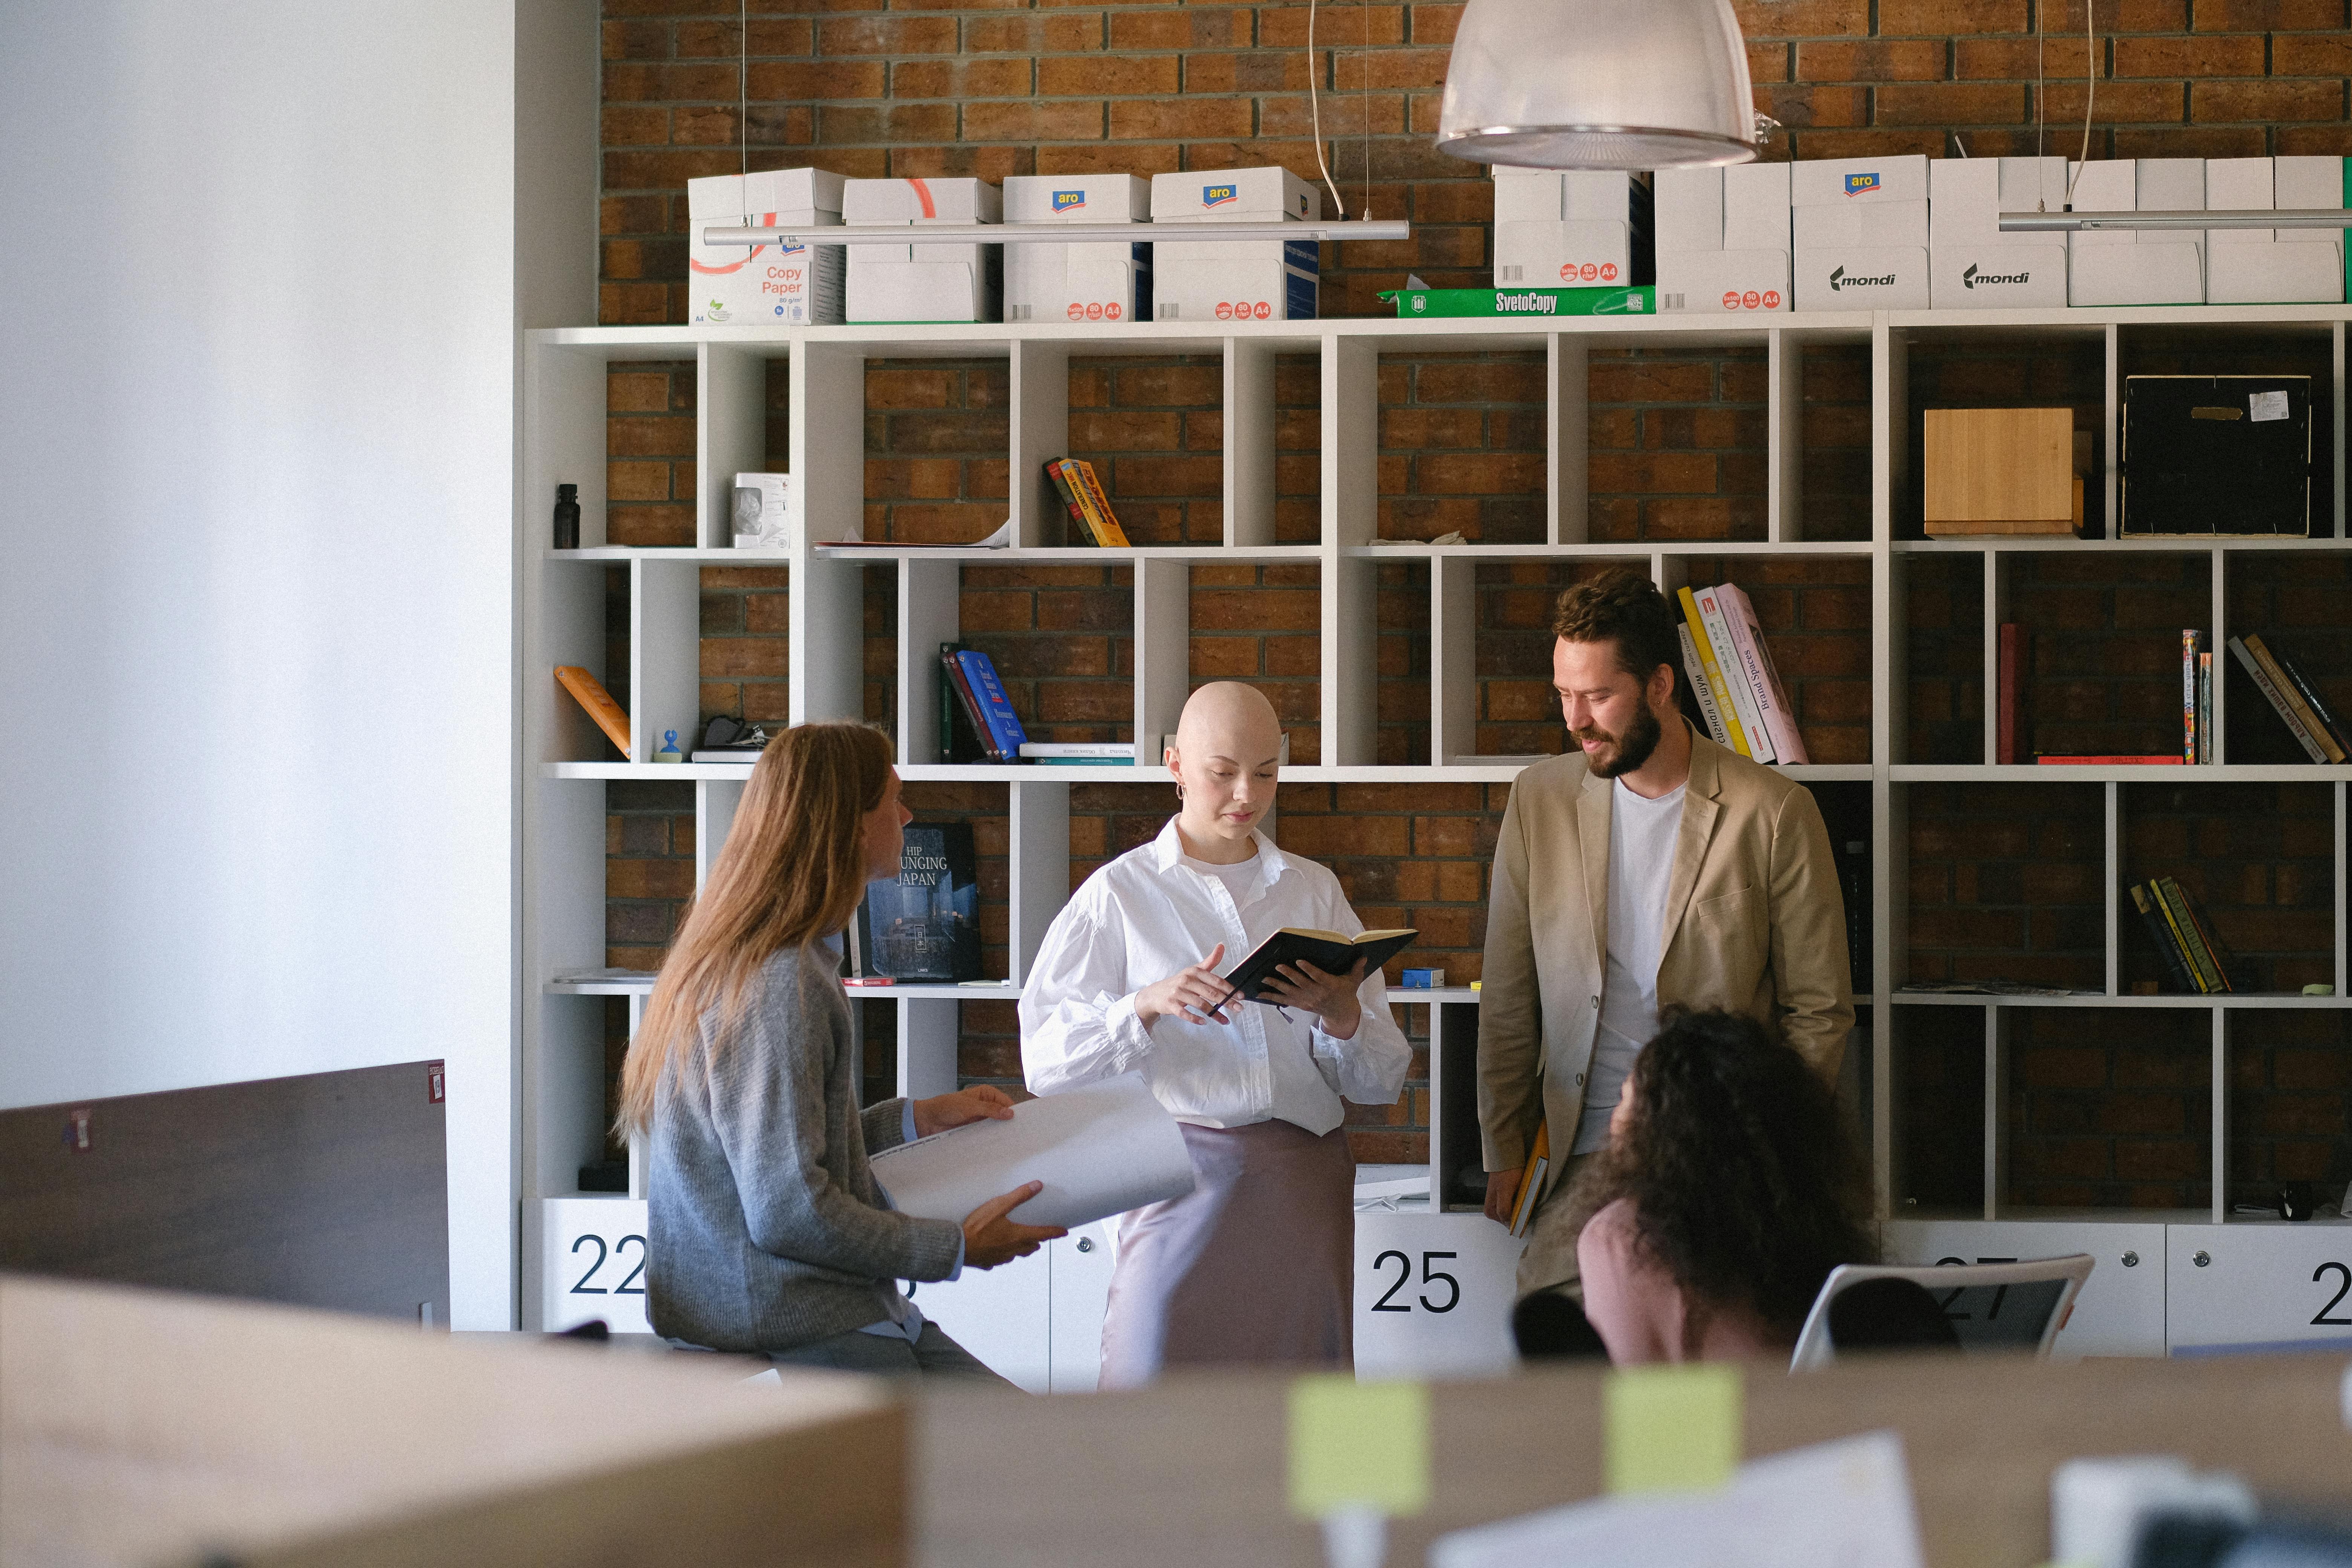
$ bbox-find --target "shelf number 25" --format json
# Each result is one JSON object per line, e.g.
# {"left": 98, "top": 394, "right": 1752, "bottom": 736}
{"left": 1372, "top": 1250, "right": 1460, "bottom": 1314}
{"left": 571, "top": 1233, "right": 647, "bottom": 1295}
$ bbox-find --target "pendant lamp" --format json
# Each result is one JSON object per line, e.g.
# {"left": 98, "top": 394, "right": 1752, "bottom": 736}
{"left": 1436, "top": 0, "right": 1757, "bottom": 169}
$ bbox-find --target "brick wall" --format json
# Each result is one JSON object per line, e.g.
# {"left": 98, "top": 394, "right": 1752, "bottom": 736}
{"left": 595, "top": 0, "right": 2352, "bottom": 1184}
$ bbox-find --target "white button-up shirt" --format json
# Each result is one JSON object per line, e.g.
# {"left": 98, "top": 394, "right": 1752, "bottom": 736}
{"left": 1020, "top": 820, "right": 1413, "bottom": 1134}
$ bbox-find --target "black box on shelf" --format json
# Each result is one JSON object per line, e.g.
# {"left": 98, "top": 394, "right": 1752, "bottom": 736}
{"left": 2120, "top": 374, "right": 2312, "bottom": 537}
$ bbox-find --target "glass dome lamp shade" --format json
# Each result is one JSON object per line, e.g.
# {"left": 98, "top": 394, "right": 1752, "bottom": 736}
{"left": 1436, "top": 0, "right": 1758, "bottom": 169}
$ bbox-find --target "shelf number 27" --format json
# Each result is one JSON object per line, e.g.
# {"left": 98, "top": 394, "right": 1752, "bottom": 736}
{"left": 1372, "top": 1250, "right": 1460, "bottom": 1314}
{"left": 571, "top": 1233, "right": 647, "bottom": 1295}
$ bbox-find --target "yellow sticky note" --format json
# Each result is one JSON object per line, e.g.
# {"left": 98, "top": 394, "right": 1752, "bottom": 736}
{"left": 1603, "top": 1363, "right": 1742, "bottom": 1495}
{"left": 1287, "top": 1375, "right": 1431, "bottom": 1518}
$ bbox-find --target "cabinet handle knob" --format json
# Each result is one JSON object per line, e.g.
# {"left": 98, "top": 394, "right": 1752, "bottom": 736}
{"left": 1075, "top": 1237, "right": 1095, "bottom": 1253}
{"left": 2121, "top": 1251, "right": 2139, "bottom": 1267}
{"left": 2194, "top": 1250, "right": 2212, "bottom": 1268}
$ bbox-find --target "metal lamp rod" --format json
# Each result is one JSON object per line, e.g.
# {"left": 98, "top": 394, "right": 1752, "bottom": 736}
{"left": 701, "top": 219, "right": 1413, "bottom": 246}
{"left": 2002, "top": 208, "right": 2352, "bottom": 233}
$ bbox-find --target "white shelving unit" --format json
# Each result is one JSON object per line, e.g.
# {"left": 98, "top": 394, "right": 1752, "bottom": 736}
{"left": 522, "top": 308, "right": 2352, "bottom": 1354}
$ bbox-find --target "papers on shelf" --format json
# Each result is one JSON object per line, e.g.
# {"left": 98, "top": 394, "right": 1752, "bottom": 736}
{"left": 1900, "top": 980, "right": 2101, "bottom": 997}
{"left": 868, "top": 1071, "right": 1194, "bottom": 1230}
{"left": 554, "top": 967, "right": 658, "bottom": 984}
{"left": 1447, "top": 754, "right": 1553, "bottom": 766}
{"left": 1431, "top": 1431, "right": 1925, "bottom": 1568}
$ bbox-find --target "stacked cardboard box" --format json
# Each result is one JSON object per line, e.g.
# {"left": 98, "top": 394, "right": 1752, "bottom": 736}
{"left": 1793, "top": 156, "right": 1929, "bottom": 310}
{"left": 2066, "top": 159, "right": 2203, "bottom": 306}
{"left": 1149, "top": 168, "right": 1319, "bottom": 322}
{"left": 842, "top": 177, "right": 1001, "bottom": 324}
{"left": 1492, "top": 169, "right": 1644, "bottom": 289}
{"left": 686, "top": 169, "right": 847, "bottom": 326}
{"left": 1002, "top": 175, "right": 1152, "bottom": 324}
{"left": 1652, "top": 164, "right": 1790, "bottom": 313}
{"left": 1928, "top": 157, "right": 2069, "bottom": 309}
{"left": 2205, "top": 156, "right": 2345, "bottom": 305}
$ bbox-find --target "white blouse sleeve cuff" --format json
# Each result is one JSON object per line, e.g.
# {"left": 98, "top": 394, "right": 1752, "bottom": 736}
{"left": 1104, "top": 992, "right": 1155, "bottom": 1073}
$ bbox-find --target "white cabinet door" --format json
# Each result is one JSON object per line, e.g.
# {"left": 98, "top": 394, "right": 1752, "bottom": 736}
{"left": 1353, "top": 1209, "right": 1525, "bottom": 1381}
{"left": 906, "top": 1245, "right": 1052, "bottom": 1392}
{"left": 1880, "top": 1219, "right": 2167, "bottom": 1359}
{"left": 2165, "top": 1220, "right": 2352, "bottom": 1355}
{"left": 1048, "top": 1222, "right": 1117, "bottom": 1393}
{"left": 537, "top": 1197, "right": 652, "bottom": 1335}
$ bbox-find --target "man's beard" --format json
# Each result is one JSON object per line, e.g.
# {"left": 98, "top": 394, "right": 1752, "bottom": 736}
{"left": 1575, "top": 702, "right": 1663, "bottom": 779}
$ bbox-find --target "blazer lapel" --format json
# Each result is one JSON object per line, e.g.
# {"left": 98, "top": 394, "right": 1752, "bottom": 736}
{"left": 1661, "top": 730, "right": 1724, "bottom": 952}
{"left": 1576, "top": 767, "right": 1612, "bottom": 977}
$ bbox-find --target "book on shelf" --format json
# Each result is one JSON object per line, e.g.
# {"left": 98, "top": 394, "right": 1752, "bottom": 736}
{"left": 940, "top": 643, "right": 991, "bottom": 762}
{"left": 1677, "top": 623, "right": 1733, "bottom": 751}
{"left": 1712, "top": 582, "right": 1809, "bottom": 765}
{"left": 2197, "top": 650, "right": 2213, "bottom": 765}
{"left": 950, "top": 648, "right": 1029, "bottom": 762}
{"left": 2127, "top": 884, "right": 2200, "bottom": 995}
{"left": 1675, "top": 586, "right": 1752, "bottom": 760}
{"left": 2261, "top": 635, "right": 2352, "bottom": 758}
{"left": 2036, "top": 755, "right": 2184, "bottom": 765}
{"left": 692, "top": 715, "right": 770, "bottom": 764}
{"left": 2229, "top": 635, "right": 2333, "bottom": 763}
{"left": 1689, "top": 586, "right": 1770, "bottom": 761}
{"left": 1216, "top": 927, "right": 1419, "bottom": 1004}
{"left": 850, "top": 822, "right": 982, "bottom": 983}
{"left": 2161, "top": 875, "right": 2242, "bottom": 994}
{"left": 2142, "top": 876, "right": 2228, "bottom": 994}
{"left": 1997, "top": 623, "right": 2029, "bottom": 766}
{"left": 1045, "top": 458, "right": 1130, "bottom": 547}
{"left": 1019, "top": 741, "right": 1134, "bottom": 764}
{"left": 554, "top": 666, "right": 631, "bottom": 758}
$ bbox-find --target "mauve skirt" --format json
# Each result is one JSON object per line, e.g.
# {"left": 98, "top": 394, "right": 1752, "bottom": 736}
{"left": 1097, "top": 1118, "right": 1356, "bottom": 1389}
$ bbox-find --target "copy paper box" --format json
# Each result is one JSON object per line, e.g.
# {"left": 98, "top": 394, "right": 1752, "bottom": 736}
{"left": 1496, "top": 219, "right": 1632, "bottom": 286}
{"left": 1656, "top": 250, "right": 1790, "bottom": 313}
{"left": 1928, "top": 156, "right": 2069, "bottom": 245}
{"left": 1793, "top": 247, "right": 1930, "bottom": 310}
{"left": 2208, "top": 241, "right": 2344, "bottom": 304}
{"left": 1652, "top": 166, "right": 1724, "bottom": 253}
{"left": 1793, "top": 199, "right": 1929, "bottom": 250}
{"left": 1790, "top": 155, "right": 1929, "bottom": 207}
{"left": 1150, "top": 167, "right": 1320, "bottom": 320}
{"left": 688, "top": 168, "right": 848, "bottom": 326}
{"left": 2066, "top": 161, "right": 2140, "bottom": 257}
{"left": 1002, "top": 174, "right": 1152, "bottom": 324}
{"left": 2274, "top": 155, "right": 2346, "bottom": 246}
{"left": 842, "top": 176, "right": 1001, "bottom": 323}
{"left": 2135, "top": 158, "right": 2205, "bottom": 261}
{"left": 1722, "top": 162, "right": 1792, "bottom": 252}
{"left": 2069, "top": 243, "right": 2203, "bottom": 306}
{"left": 2204, "top": 157, "right": 2275, "bottom": 245}
{"left": 1492, "top": 168, "right": 1634, "bottom": 223}
{"left": 1930, "top": 246, "right": 2069, "bottom": 309}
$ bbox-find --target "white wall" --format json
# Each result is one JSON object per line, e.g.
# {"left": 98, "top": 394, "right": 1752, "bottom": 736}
{"left": 0, "top": 1, "right": 596, "bottom": 1328}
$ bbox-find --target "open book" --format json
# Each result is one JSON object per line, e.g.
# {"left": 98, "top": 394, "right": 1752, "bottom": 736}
{"left": 1218, "top": 927, "right": 1418, "bottom": 1005}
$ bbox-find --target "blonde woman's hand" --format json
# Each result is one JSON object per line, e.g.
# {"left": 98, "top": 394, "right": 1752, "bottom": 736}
{"left": 913, "top": 1084, "right": 1017, "bottom": 1138}
{"left": 1135, "top": 943, "right": 1236, "bottom": 1026}
{"left": 961, "top": 1181, "right": 1067, "bottom": 1268}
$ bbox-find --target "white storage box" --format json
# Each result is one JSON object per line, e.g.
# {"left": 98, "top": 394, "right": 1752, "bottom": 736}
{"left": 1793, "top": 198, "right": 1929, "bottom": 250}
{"left": 1793, "top": 246, "right": 1930, "bottom": 310}
{"left": 2205, "top": 156, "right": 2275, "bottom": 244}
{"left": 2275, "top": 154, "right": 2347, "bottom": 244}
{"left": 1657, "top": 250, "right": 1790, "bottom": 313}
{"left": 2070, "top": 242, "right": 2203, "bottom": 306}
{"left": 1002, "top": 174, "right": 1151, "bottom": 324}
{"left": 1929, "top": 245, "right": 2068, "bottom": 308}
{"left": 1496, "top": 219, "right": 1632, "bottom": 286}
{"left": 1652, "top": 166, "right": 1724, "bottom": 254}
{"left": 1790, "top": 154, "right": 1929, "bottom": 207}
{"left": 842, "top": 176, "right": 1001, "bottom": 324}
{"left": 2208, "top": 241, "right": 2344, "bottom": 303}
{"left": 688, "top": 168, "right": 847, "bottom": 326}
{"left": 2063, "top": 159, "right": 2207, "bottom": 304}
{"left": 1926, "top": 156, "right": 2069, "bottom": 245}
{"left": 1150, "top": 167, "right": 1319, "bottom": 321}
{"left": 2136, "top": 157, "right": 2207, "bottom": 262}
{"left": 1493, "top": 167, "right": 1633, "bottom": 223}
{"left": 1723, "top": 162, "right": 1792, "bottom": 251}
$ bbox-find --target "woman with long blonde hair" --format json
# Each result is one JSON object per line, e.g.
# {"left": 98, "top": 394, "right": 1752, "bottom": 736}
{"left": 621, "top": 721, "right": 1061, "bottom": 1377}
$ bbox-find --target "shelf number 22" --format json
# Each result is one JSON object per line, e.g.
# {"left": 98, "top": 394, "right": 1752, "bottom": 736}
{"left": 571, "top": 1233, "right": 647, "bottom": 1295}
{"left": 2312, "top": 1262, "right": 2352, "bottom": 1326}
{"left": 1372, "top": 1250, "right": 1460, "bottom": 1313}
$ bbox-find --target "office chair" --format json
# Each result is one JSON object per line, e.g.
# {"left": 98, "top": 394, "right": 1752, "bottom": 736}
{"left": 1789, "top": 1254, "right": 2095, "bottom": 1372}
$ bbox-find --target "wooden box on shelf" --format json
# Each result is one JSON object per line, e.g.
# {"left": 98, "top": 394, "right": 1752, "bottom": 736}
{"left": 1922, "top": 406, "right": 2085, "bottom": 537}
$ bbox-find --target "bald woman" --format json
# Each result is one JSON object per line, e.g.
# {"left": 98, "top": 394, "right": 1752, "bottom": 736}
{"left": 1019, "top": 683, "right": 1412, "bottom": 1386}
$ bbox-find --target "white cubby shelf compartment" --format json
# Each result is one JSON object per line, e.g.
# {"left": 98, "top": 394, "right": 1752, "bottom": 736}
{"left": 521, "top": 306, "right": 2352, "bottom": 1326}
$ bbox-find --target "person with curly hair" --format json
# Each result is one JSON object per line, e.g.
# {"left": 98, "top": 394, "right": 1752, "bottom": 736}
{"left": 1568, "top": 1007, "right": 1876, "bottom": 1365}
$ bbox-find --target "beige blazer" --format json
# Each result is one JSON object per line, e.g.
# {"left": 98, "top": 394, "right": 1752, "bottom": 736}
{"left": 1476, "top": 726, "right": 1854, "bottom": 1186}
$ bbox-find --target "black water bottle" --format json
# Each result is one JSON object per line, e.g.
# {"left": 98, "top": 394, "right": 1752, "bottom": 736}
{"left": 552, "top": 483, "right": 580, "bottom": 550}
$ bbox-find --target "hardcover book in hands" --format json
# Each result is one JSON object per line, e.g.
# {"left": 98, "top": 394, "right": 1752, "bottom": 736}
{"left": 1217, "top": 927, "right": 1418, "bottom": 1004}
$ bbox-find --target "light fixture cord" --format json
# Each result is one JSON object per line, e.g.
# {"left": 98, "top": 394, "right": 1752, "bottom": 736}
{"left": 1308, "top": 0, "right": 1348, "bottom": 219}
{"left": 740, "top": 0, "right": 749, "bottom": 176}
{"left": 2063, "top": 0, "right": 2096, "bottom": 207}
{"left": 1360, "top": 0, "right": 1370, "bottom": 220}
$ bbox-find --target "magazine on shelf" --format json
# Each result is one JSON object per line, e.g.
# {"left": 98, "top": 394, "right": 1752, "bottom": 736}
{"left": 850, "top": 822, "right": 981, "bottom": 982}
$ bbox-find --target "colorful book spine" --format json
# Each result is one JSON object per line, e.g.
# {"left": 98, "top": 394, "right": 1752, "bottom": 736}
{"left": 1061, "top": 459, "right": 1131, "bottom": 547}
{"left": 1997, "top": 623, "right": 2026, "bottom": 766}
{"left": 1676, "top": 623, "right": 1733, "bottom": 750}
{"left": 1043, "top": 461, "right": 1094, "bottom": 544}
{"left": 2128, "top": 884, "right": 2197, "bottom": 994}
{"left": 954, "top": 649, "right": 1030, "bottom": 759}
{"left": 2243, "top": 634, "right": 2347, "bottom": 762}
{"left": 2036, "top": 755, "right": 2184, "bottom": 765}
{"left": 2197, "top": 651, "right": 2213, "bottom": 764}
{"left": 1676, "top": 586, "right": 1752, "bottom": 758}
{"left": 2152, "top": 876, "right": 2226, "bottom": 994}
{"left": 2230, "top": 635, "right": 2328, "bottom": 761}
{"left": 2270, "top": 642, "right": 2350, "bottom": 755}
{"left": 1713, "top": 582, "right": 1808, "bottom": 765}
{"left": 2181, "top": 629, "right": 2200, "bottom": 764}
{"left": 2163, "top": 876, "right": 2239, "bottom": 995}
{"left": 1692, "top": 585, "right": 1773, "bottom": 763}
{"left": 941, "top": 646, "right": 997, "bottom": 761}
{"left": 554, "top": 666, "right": 632, "bottom": 758}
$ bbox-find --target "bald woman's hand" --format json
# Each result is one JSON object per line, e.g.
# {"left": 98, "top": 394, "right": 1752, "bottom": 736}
{"left": 1135, "top": 943, "right": 1237, "bottom": 1027}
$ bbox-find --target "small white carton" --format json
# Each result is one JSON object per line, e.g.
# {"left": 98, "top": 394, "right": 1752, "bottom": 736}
{"left": 1653, "top": 166, "right": 1724, "bottom": 253}
{"left": 1656, "top": 250, "right": 1791, "bottom": 313}
{"left": 1793, "top": 198, "right": 1929, "bottom": 250}
{"left": 731, "top": 473, "right": 794, "bottom": 548}
{"left": 842, "top": 177, "right": 1001, "bottom": 324}
{"left": 2061, "top": 159, "right": 2204, "bottom": 303}
{"left": 2204, "top": 156, "right": 2274, "bottom": 244}
{"left": 1150, "top": 168, "right": 1320, "bottom": 321}
{"left": 1790, "top": 155, "right": 1929, "bottom": 207}
{"left": 1493, "top": 168, "right": 1635, "bottom": 223}
{"left": 1722, "top": 162, "right": 1792, "bottom": 252}
{"left": 2135, "top": 157, "right": 2206, "bottom": 260}
{"left": 1496, "top": 219, "right": 1633, "bottom": 286}
{"left": 1002, "top": 174, "right": 1151, "bottom": 324}
{"left": 1929, "top": 245, "right": 2069, "bottom": 308}
{"left": 2208, "top": 241, "right": 2344, "bottom": 303}
{"left": 1793, "top": 246, "right": 1931, "bottom": 310}
{"left": 2070, "top": 243, "right": 2203, "bottom": 306}
{"left": 688, "top": 168, "right": 848, "bottom": 326}
{"left": 1927, "top": 156, "right": 2069, "bottom": 245}
{"left": 2066, "top": 160, "right": 2139, "bottom": 255}
{"left": 2275, "top": 155, "right": 2346, "bottom": 244}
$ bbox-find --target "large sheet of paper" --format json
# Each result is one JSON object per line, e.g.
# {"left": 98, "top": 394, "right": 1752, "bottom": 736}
{"left": 1429, "top": 1430, "right": 1925, "bottom": 1568}
{"left": 868, "top": 1072, "right": 1195, "bottom": 1230}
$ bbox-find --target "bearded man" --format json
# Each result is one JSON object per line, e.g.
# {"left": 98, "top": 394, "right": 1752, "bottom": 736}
{"left": 1476, "top": 571, "right": 1853, "bottom": 1311}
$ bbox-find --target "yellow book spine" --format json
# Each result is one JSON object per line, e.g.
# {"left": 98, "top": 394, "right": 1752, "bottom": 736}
{"left": 1070, "top": 459, "right": 1131, "bottom": 548}
{"left": 1677, "top": 586, "right": 1752, "bottom": 758}
{"left": 555, "top": 666, "right": 632, "bottom": 759}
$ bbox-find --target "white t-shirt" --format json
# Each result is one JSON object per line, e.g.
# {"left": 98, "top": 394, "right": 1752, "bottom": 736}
{"left": 1572, "top": 777, "right": 1687, "bottom": 1154}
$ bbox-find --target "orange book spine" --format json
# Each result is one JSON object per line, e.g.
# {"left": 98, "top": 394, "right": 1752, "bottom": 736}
{"left": 1069, "top": 459, "right": 1131, "bottom": 547}
{"left": 555, "top": 666, "right": 632, "bottom": 758}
